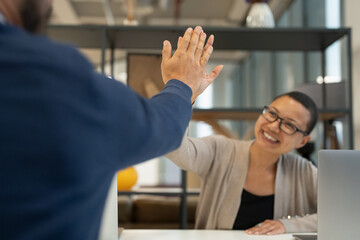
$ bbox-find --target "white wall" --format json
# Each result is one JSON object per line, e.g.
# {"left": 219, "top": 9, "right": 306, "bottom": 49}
{"left": 345, "top": 0, "right": 360, "bottom": 149}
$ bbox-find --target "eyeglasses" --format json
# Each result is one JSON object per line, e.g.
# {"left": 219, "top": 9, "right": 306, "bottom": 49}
{"left": 262, "top": 106, "right": 308, "bottom": 136}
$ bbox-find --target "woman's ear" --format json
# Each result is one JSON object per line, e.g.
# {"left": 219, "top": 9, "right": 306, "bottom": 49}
{"left": 296, "top": 135, "right": 311, "bottom": 149}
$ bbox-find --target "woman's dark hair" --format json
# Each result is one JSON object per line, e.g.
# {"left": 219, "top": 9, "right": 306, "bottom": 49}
{"left": 273, "top": 91, "right": 318, "bottom": 134}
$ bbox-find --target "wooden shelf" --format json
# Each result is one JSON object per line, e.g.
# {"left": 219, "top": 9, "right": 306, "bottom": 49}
{"left": 118, "top": 187, "right": 200, "bottom": 196}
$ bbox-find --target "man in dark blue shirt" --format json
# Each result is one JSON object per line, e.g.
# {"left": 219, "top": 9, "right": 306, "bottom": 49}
{"left": 0, "top": 0, "right": 223, "bottom": 239}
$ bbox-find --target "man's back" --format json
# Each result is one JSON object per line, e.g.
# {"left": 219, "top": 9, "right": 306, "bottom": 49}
{"left": 0, "top": 24, "right": 193, "bottom": 240}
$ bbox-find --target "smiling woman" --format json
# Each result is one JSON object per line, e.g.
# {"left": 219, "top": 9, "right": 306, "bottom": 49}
{"left": 252, "top": 94, "right": 314, "bottom": 159}
{"left": 166, "top": 91, "right": 319, "bottom": 235}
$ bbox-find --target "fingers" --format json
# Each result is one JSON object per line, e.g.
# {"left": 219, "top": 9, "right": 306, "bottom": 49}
{"left": 194, "top": 32, "right": 207, "bottom": 61}
{"left": 266, "top": 228, "right": 285, "bottom": 236}
{"left": 244, "top": 227, "right": 258, "bottom": 235}
{"left": 161, "top": 40, "right": 172, "bottom": 63}
{"left": 256, "top": 223, "right": 276, "bottom": 235}
{"left": 177, "top": 36, "right": 182, "bottom": 49}
{"left": 200, "top": 44, "right": 214, "bottom": 68}
{"left": 208, "top": 65, "right": 223, "bottom": 82}
{"left": 200, "top": 34, "right": 214, "bottom": 67}
{"left": 245, "top": 220, "right": 285, "bottom": 235}
{"left": 177, "top": 27, "right": 193, "bottom": 53}
{"left": 201, "top": 34, "right": 214, "bottom": 64}
{"left": 245, "top": 226, "right": 270, "bottom": 235}
{"left": 186, "top": 26, "right": 203, "bottom": 54}
{"left": 176, "top": 27, "right": 212, "bottom": 65}
{"left": 203, "top": 34, "right": 214, "bottom": 53}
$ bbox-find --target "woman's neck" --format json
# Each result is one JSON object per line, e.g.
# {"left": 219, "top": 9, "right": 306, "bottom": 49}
{"left": 249, "top": 142, "right": 280, "bottom": 172}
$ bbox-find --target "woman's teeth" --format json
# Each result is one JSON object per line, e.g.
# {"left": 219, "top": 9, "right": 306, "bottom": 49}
{"left": 264, "top": 132, "right": 277, "bottom": 142}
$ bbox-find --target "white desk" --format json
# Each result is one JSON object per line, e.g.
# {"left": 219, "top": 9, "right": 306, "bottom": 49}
{"left": 119, "top": 229, "right": 297, "bottom": 240}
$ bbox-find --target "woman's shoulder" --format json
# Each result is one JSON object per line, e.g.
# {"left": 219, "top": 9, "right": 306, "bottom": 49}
{"left": 279, "top": 154, "right": 318, "bottom": 190}
{"left": 280, "top": 153, "right": 317, "bottom": 173}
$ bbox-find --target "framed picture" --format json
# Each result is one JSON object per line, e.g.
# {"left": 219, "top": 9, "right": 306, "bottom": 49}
{"left": 127, "top": 53, "right": 164, "bottom": 98}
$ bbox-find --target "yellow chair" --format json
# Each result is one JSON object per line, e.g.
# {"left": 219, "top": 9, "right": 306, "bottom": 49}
{"left": 117, "top": 167, "right": 138, "bottom": 190}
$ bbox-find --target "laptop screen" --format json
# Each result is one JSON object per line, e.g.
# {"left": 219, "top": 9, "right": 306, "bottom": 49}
{"left": 318, "top": 150, "right": 360, "bottom": 240}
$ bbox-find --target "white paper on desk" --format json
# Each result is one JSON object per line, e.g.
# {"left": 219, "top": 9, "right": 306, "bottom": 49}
{"left": 98, "top": 174, "right": 118, "bottom": 240}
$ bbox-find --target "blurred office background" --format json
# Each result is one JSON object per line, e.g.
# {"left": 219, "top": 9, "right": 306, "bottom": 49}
{"left": 48, "top": 0, "right": 360, "bottom": 188}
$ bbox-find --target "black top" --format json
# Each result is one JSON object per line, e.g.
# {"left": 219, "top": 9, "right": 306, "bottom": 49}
{"left": 232, "top": 189, "right": 274, "bottom": 230}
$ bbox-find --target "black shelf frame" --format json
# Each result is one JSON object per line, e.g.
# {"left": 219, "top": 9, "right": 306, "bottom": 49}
{"left": 47, "top": 25, "right": 348, "bottom": 51}
{"left": 46, "top": 25, "right": 353, "bottom": 229}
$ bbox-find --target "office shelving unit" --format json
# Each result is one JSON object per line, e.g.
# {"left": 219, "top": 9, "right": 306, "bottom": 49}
{"left": 46, "top": 25, "right": 353, "bottom": 228}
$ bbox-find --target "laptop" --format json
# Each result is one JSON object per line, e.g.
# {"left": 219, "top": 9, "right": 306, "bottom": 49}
{"left": 294, "top": 150, "right": 360, "bottom": 240}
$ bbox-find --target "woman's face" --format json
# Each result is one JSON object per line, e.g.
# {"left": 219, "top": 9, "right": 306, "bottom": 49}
{"left": 254, "top": 96, "right": 311, "bottom": 156}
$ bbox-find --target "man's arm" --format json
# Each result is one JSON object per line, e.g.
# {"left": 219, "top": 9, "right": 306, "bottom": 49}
{"left": 99, "top": 76, "right": 193, "bottom": 169}
{"left": 102, "top": 26, "right": 222, "bottom": 169}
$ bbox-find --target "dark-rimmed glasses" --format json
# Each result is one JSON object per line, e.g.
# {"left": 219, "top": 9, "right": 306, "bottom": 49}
{"left": 262, "top": 106, "right": 308, "bottom": 136}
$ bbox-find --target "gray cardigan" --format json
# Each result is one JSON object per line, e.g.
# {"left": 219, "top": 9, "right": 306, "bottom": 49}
{"left": 166, "top": 134, "right": 318, "bottom": 233}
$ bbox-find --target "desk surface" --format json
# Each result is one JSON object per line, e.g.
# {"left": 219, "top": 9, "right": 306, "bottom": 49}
{"left": 119, "top": 229, "right": 297, "bottom": 240}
